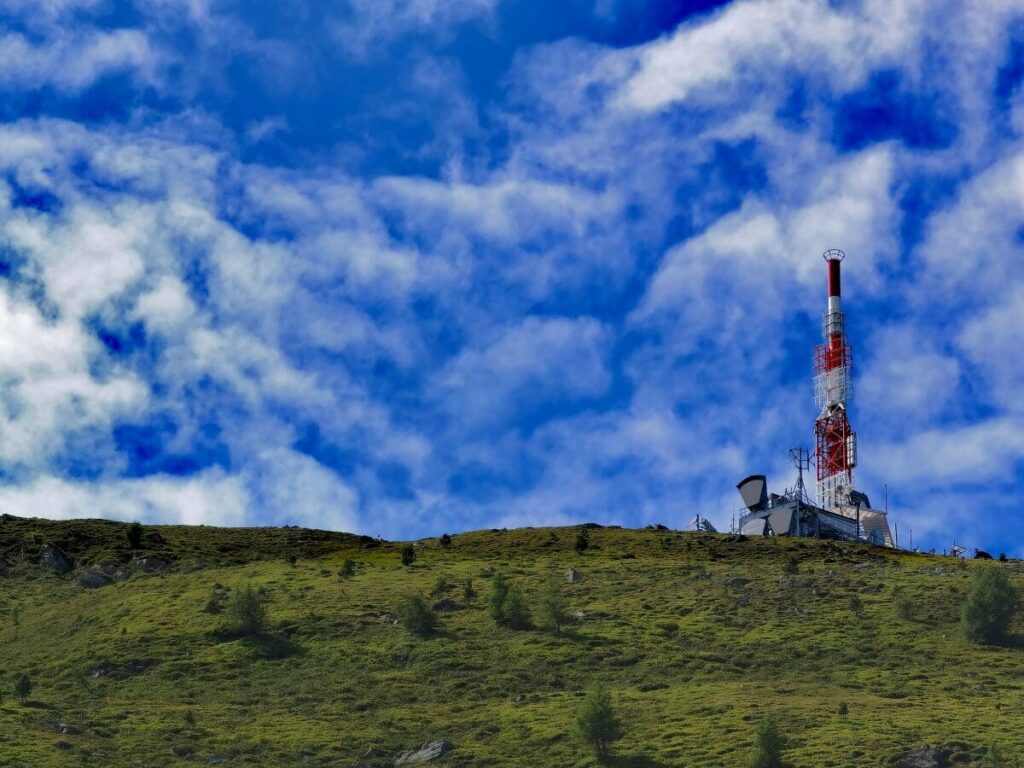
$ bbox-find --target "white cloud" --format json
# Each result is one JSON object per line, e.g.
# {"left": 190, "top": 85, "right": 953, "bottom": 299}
{"left": 434, "top": 316, "right": 612, "bottom": 430}
{"left": 0, "top": 29, "right": 160, "bottom": 92}
{"left": 614, "top": 0, "right": 929, "bottom": 111}
{"left": 633, "top": 146, "right": 896, "bottom": 337}
{"left": 332, "top": 0, "right": 498, "bottom": 56}
{"left": 0, "top": 469, "right": 248, "bottom": 526}
{"left": 0, "top": 289, "right": 148, "bottom": 467}
{"left": 246, "top": 449, "right": 361, "bottom": 533}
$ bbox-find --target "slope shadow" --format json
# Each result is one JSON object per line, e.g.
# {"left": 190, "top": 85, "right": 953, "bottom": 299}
{"left": 244, "top": 633, "right": 306, "bottom": 660}
{"left": 603, "top": 754, "right": 671, "bottom": 768}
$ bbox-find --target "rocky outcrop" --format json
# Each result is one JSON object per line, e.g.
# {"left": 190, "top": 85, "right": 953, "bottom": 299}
{"left": 394, "top": 740, "right": 451, "bottom": 765}
{"left": 40, "top": 544, "right": 74, "bottom": 575}
{"left": 431, "top": 599, "right": 462, "bottom": 612}
{"left": 893, "top": 747, "right": 947, "bottom": 767}
{"left": 78, "top": 569, "right": 114, "bottom": 589}
{"left": 135, "top": 557, "right": 171, "bottom": 574}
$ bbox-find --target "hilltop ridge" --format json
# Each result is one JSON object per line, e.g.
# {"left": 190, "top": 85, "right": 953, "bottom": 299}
{"left": 0, "top": 517, "right": 1021, "bottom": 767}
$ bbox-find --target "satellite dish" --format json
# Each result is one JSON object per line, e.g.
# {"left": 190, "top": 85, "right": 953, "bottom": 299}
{"left": 737, "top": 475, "right": 768, "bottom": 512}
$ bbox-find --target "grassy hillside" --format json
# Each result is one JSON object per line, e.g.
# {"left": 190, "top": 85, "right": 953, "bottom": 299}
{"left": 1, "top": 515, "right": 1022, "bottom": 767}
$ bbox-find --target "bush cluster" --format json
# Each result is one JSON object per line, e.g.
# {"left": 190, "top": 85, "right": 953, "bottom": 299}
{"left": 962, "top": 567, "right": 1019, "bottom": 645}
{"left": 400, "top": 544, "right": 416, "bottom": 566}
{"left": 126, "top": 521, "right": 144, "bottom": 550}
{"left": 227, "top": 584, "right": 268, "bottom": 637}
{"left": 397, "top": 595, "right": 436, "bottom": 637}
{"left": 487, "top": 572, "right": 530, "bottom": 629}
{"left": 576, "top": 682, "right": 622, "bottom": 758}
{"left": 574, "top": 528, "right": 590, "bottom": 555}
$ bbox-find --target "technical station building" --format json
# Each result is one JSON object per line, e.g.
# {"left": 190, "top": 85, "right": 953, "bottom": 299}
{"left": 735, "top": 250, "right": 894, "bottom": 548}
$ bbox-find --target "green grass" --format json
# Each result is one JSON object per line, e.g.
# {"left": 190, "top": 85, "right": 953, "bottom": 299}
{"left": 1, "top": 517, "right": 1023, "bottom": 766}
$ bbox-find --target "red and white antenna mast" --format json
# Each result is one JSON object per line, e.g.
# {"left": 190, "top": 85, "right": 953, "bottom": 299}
{"left": 814, "top": 249, "right": 857, "bottom": 510}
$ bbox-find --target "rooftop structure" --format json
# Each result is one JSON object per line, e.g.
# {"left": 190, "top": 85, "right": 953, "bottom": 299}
{"left": 736, "top": 251, "right": 894, "bottom": 547}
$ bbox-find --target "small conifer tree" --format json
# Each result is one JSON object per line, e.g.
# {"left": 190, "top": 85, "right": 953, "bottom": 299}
{"left": 750, "top": 715, "right": 785, "bottom": 768}
{"left": 502, "top": 586, "right": 530, "bottom": 630}
{"left": 486, "top": 572, "right": 530, "bottom": 629}
{"left": 487, "top": 571, "right": 510, "bottom": 623}
{"left": 962, "top": 567, "right": 1019, "bottom": 644}
{"left": 14, "top": 674, "right": 31, "bottom": 704}
{"left": 400, "top": 544, "right": 416, "bottom": 566}
{"left": 227, "top": 584, "right": 268, "bottom": 637}
{"left": 126, "top": 521, "right": 144, "bottom": 549}
{"left": 574, "top": 528, "right": 590, "bottom": 555}
{"left": 397, "top": 595, "right": 436, "bottom": 638}
{"left": 576, "top": 682, "right": 622, "bottom": 759}
{"left": 539, "top": 576, "right": 569, "bottom": 633}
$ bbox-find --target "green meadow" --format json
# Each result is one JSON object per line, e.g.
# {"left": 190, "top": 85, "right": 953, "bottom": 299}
{"left": 1, "top": 516, "right": 1022, "bottom": 767}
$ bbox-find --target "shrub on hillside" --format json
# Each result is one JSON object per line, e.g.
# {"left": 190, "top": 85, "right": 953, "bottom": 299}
{"left": 962, "top": 567, "right": 1019, "bottom": 645}
{"left": 539, "top": 576, "right": 568, "bottom": 633}
{"left": 574, "top": 528, "right": 590, "bottom": 555}
{"left": 487, "top": 571, "right": 510, "bottom": 622}
{"left": 431, "top": 575, "right": 452, "bottom": 598}
{"left": 227, "top": 584, "right": 268, "bottom": 637}
{"left": 462, "top": 578, "right": 476, "bottom": 603}
{"left": 400, "top": 544, "right": 416, "bottom": 566}
{"left": 338, "top": 559, "right": 356, "bottom": 579}
{"left": 896, "top": 595, "right": 916, "bottom": 621}
{"left": 783, "top": 557, "right": 799, "bottom": 575}
{"left": 397, "top": 595, "right": 436, "bottom": 638}
{"left": 487, "top": 572, "right": 530, "bottom": 629}
{"left": 127, "top": 521, "right": 144, "bottom": 550}
{"left": 576, "top": 682, "right": 622, "bottom": 759}
{"left": 502, "top": 586, "right": 530, "bottom": 629}
{"left": 14, "top": 674, "right": 31, "bottom": 703}
{"left": 439, "top": 533, "right": 453, "bottom": 548}
{"left": 981, "top": 746, "right": 1011, "bottom": 767}
{"left": 750, "top": 715, "right": 786, "bottom": 768}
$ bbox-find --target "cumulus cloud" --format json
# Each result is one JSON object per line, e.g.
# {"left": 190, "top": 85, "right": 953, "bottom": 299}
{"left": 0, "top": 28, "right": 159, "bottom": 92}
{"left": 434, "top": 316, "right": 612, "bottom": 431}
{"left": 0, "top": 469, "right": 248, "bottom": 527}
{"left": 332, "top": 0, "right": 498, "bottom": 56}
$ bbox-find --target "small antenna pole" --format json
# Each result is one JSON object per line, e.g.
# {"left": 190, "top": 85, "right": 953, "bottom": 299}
{"left": 789, "top": 447, "right": 811, "bottom": 504}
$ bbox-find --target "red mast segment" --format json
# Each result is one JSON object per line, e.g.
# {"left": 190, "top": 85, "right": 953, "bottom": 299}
{"left": 814, "top": 249, "right": 856, "bottom": 509}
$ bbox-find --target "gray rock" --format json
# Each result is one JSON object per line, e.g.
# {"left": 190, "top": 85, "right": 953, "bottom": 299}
{"left": 394, "top": 740, "right": 451, "bottom": 765}
{"left": 572, "top": 610, "right": 589, "bottom": 620}
{"left": 431, "top": 599, "right": 462, "bottom": 612}
{"left": 778, "top": 576, "right": 810, "bottom": 588}
{"left": 54, "top": 723, "right": 80, "bottom": 735}
{"left": 727, "top": 577, "right": 751, "bottom": 587}
{"left": 565, "top": 568, "right": 582, "bottom": 582}
{"left": 41, "top": 544, "right": 73, "bottom": 575}
{"left": 893, "top": 746, "right": 949, "bottom": 768}
{"left": 88, "top": 664, "right": 112, "bottom": 678}
{"left": 136, "top": 557, "right": 170, "bottom": 574}
{"left": 78, "top": 569, "right": 114, "bottom": 589}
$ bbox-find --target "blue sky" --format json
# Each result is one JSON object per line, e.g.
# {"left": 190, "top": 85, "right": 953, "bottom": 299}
{"left": 0, "top": 0, "right": 1022, "bottom": 555}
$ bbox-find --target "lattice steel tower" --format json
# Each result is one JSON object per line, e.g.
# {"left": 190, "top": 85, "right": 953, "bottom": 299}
{"left": 814, "top": 249, "right": 857, "bottom": 509}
